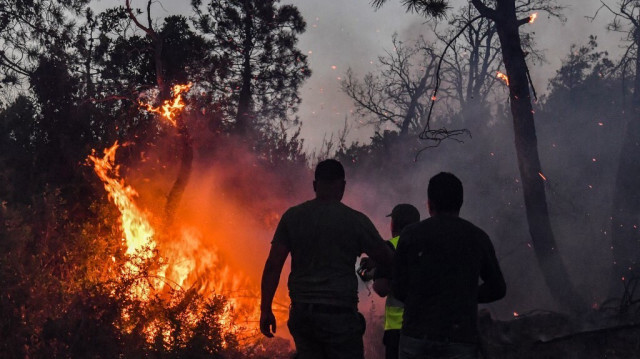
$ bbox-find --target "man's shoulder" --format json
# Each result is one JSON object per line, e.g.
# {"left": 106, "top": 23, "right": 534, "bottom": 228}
{"left": 283, "top": 200, "right": 366, "bottom": 218}
{"left": 457, "top": 217, "right": 489, "bottom": 237}
{"left": 402, "top": 217, "right": 488, "bottom": 237}
{"left": 341, "top": 203, "right": 370, "bottom": 219}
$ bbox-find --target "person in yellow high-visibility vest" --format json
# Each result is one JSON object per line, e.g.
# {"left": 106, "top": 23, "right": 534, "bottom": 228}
{"left": 359, "top": 204, "right": 420, "bottom": 359}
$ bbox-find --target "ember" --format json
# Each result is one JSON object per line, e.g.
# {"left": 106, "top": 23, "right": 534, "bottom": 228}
{"left": 139, "top": 83, "right": 192, "bottom": 127}
{"left": 497, "top": 71, "right": 509, "bottom": 86}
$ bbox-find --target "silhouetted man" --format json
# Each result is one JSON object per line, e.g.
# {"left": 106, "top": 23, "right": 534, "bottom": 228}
{"left": 393, "top": 172, "right": 506, "bottom": 359}
{"left": 359, "top": 204, "right": 420, "bottom": 359}
{"left": 260, "top": 159, "right": 393, "bottom": 359}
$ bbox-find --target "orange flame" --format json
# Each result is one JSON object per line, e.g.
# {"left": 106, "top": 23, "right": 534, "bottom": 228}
{"left": 497, "top": 71, "right": 509, "bottom": 86}
{"left": 529, "top": 13, "right": 538, "bottom": 24}
{"left": 88, "top": 141, "right": 155, "bottom": 262}
{"left": 140, "top": 83, "right": 192, "bottom": 127}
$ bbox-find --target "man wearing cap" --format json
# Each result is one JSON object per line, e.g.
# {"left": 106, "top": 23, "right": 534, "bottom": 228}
{"left": 393, "top": 172, "right": 506, "bottom": 359}
{"left": 260, "top": 159, "right": 394, "bottom": 359}
{"left": 359, "top": 204, "right": 420, "bottom": 359}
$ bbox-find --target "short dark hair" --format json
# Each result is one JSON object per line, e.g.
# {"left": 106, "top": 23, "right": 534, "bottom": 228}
{"left": 315, "top": 159, "right": 345, "bottom": 181}
{"left": 388, "top": 204, "right": 420, "bottom": 232}
{"left": 428, "top": 172, "right": 463, "bottom": 212}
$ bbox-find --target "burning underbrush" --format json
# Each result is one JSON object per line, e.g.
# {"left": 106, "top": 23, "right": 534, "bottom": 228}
{"left": 65, "top": 84, "right": 309, "bottom": 357}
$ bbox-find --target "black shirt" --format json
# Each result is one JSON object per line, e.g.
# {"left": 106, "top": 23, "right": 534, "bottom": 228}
{"left": 272, "top": 199, "right": 387, "bottom": 307}
{"left": 392, "top": 215, "right": 506, "bottom": 343}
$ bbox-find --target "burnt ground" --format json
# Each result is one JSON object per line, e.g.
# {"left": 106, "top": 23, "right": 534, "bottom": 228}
{"left": 479, "top": 310, "right": 640, "bottom": 358}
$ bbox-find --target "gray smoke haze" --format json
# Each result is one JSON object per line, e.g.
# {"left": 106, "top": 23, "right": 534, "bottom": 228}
{"left": 91, "top": 0, "right": 632, "bottom": 349}
{"left": 95, "top": 0, "right": 625, "bottom": 148}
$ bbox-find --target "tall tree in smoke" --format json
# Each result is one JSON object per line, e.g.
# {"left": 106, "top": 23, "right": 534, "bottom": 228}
{"left": 376, "top": 0, "right": 585, "bottom": 312}
{"left": 598, "top": 0, "right": 640, "bottom": 294}
{"left": 466, "top": 0, "right": 585, "bottom": 312}
{"left": 192, "top": 0, "right": 311, "bottom": 137}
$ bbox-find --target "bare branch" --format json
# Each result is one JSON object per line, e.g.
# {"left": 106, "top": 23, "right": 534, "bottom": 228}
{"left": 470, "top": 0, "right": 498, "bottom": 20}
{"left": 125, "top": 0, "right": 157, "bottom": 40}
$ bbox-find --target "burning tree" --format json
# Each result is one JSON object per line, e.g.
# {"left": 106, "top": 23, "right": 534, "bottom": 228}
{"left": 124, "top": 1, "right": 194, "bottom": 230}
{"left": 0, "top": 0, "right": 306, "bottom": 356}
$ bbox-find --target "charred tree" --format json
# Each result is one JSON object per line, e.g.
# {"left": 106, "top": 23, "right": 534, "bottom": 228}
{"left": 471, "top": 0, "right": 585, "bottom": 312}
{"left": 126, "top": 0, "right": 192, "bottom": 228}
{"left": 373, "top": 0, "right": 582, "bottom": 311}
{"left": 599, "top": 0, "right": 640, "bottom": 294}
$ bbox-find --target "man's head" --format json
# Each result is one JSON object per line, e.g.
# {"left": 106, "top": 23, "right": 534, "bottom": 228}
{"left": 313, "top": 159, "right": 346, "bottom": 201}
{"left": 427, "top": 172, "right": 463, "bottom": 216}
{"left": 387, "top": 203, "right": 420, "bottom": 236}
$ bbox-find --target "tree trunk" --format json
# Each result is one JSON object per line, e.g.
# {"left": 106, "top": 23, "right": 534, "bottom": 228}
{"left": 235, "top": 0, "right": 254, "bottom": 136}
{"left": 126, "top": 0, "right": 192, "bottom": 229}
{"left": 610, "top": 28, "right": 640, "bottom": 293}
{"left": 493, "top": 1, "right": 585, "bottom": 312}
{"left": 163, "top": 117, "right": 193, "bottom": 229}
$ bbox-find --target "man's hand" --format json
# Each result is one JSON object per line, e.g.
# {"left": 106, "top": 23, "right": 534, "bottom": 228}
{"left": 359, "top": 257, "right": 376, "bottom": 271}
{"left": 357, "top": 257, "right": 376, "bottom": 281}
{"left": 260, "top": 242, "right": 288, "bottom": 338}
{"left": 260, "top": 309, "right": 277, "bottom": 338}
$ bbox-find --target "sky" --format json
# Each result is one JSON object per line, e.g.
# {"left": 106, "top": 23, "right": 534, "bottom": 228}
{"left": 92, "top": 0, "right": 626, "bottom": 151}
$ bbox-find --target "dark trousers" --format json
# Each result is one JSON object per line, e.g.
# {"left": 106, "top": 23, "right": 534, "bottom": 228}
{"left": 383, "top": 329, "right": 401, "bottom": 359}
{"left": 287, "top": 303, "right": 366, "bottom": 359}
{"left": 398, "top": 334, "right": 478, "bottom": 359}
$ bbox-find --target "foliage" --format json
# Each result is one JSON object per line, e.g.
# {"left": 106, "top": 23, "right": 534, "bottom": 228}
{"left": 192, "top": 0, "right": 311, "bottom": 134}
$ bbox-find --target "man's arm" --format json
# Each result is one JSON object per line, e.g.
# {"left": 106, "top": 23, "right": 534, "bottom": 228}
{"left": 358, "top": 214, "right": 394, "bottom": 279}
{"left": 260, "top": 241, "right": 289, "bottom": 337}
{"left": 478, "top": 235, "right": 506, "bottom": 303}
{"left": 372, "top": 278, "right": 391, "bottom": 297}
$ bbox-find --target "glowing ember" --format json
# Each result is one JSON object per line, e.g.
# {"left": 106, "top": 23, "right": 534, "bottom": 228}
{"left": 513, "top": 311, "right": 519, "bottom": 317}
{"left": 140, "top": 83, "right": 192, "bottom": 127}
{"left": 538, "top": 172, "right": 547, "bottom": 181}
{"left": 529, "top": 13, "right": 538, "bottom": 24}
{"left": 497, "top": 71, "right": 509, "bottom": 86}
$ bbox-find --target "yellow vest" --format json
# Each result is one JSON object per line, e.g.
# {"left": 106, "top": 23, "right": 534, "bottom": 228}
{"left": 384, "top": 236, "right": 404, "bottom": 331}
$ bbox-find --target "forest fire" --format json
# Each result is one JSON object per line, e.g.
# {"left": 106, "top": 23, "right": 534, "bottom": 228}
{"left": 8, "top": 0, "right": 640, "bottom": 357}
{"left": 86, "top": 83, "right": 274, "bottom": 344}
{"left": 87, "top": 142, "right": 157, "bottom": 298}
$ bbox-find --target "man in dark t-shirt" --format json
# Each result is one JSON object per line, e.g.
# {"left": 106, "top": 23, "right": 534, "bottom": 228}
{"left": 260, "top": 159, "right": 393, "bottom": 359}
{"left": 393, "top": 172, "right": 506, "bottom": 359}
